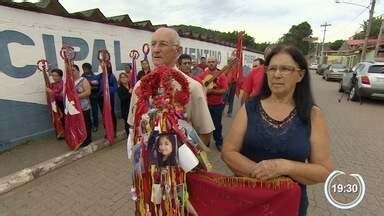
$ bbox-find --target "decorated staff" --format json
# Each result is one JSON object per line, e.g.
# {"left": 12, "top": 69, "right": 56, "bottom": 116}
{"left": 128, "top": 28, "right": 216, "bottom": 215}
{"left": 234, "top": 31, "right": 243, "bottom": 80}
{"left": 234, "top": 31, "right": 244, "bottom": 96}
{"left": 136, "top": 43, "right": 152, "bottom": 81}
{"left": 37, "top": 59, "right": 64, "bottom": 139}
{"left": 132, "top": 65, "right": 210, "bottom": 215}
{"left": 129, "top": 49, "right": 140, "bottom": 86}
{"left": 142, "top": 43, "right": 150, "bottom": 61}
{"left": 98, "top": 49, "right": 114, "bottom": 144}
{"left": 60, "top": 45, "right": 87, "bottom": 150}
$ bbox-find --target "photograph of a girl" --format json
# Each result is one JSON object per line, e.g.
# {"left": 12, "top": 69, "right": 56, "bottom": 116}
{"left": 152, "top": 133, "right": 178, "bottom": 167}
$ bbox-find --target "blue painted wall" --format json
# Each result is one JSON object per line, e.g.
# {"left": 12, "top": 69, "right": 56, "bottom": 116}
{"left": 0, "top": 99, "right": 52, "bottom": 151}
{"left": 0, "top": 96, "right": 122, "bottom": 151}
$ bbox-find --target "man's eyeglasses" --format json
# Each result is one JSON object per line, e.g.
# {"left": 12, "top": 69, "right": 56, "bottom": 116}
{"left": 266, "top": 65, "right": 302, "bottom": 76}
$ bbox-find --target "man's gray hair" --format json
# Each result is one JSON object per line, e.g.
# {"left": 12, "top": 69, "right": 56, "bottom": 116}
{"left": 155, "top": 27, "right": 180, "bottom": 46}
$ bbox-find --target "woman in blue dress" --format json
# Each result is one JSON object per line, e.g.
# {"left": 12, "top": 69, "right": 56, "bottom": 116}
{"left": 222, "top": 45, "right": 334, "bottom": 216}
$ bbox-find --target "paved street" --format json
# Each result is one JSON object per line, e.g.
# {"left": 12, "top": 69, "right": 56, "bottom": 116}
{"left": 0, "top": 71, "right": 383, "bottom": 215}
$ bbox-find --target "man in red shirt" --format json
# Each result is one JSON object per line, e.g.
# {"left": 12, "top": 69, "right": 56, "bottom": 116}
{"left": 198, "top": 56, "right": 207, "bottom": 70}
{"left": 239, "top": 46, "right": 273, "bottom": 105}
{"left": 224, "top": 56, "right": 237, "bottom": 117}
{"left": 197, "top": 56, "right": 228, "bottom": 151}
{"left": 239, "top": 58, "right": 265, "bottom": 105}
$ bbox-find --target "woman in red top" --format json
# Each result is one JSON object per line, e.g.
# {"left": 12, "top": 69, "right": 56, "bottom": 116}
{"left": 46, "top": 68, "right": 64, "bottom": 123}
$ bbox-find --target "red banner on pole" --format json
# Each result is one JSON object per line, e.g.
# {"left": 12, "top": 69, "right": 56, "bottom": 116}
{"left": 235, "top": 32, "right": 244, "bottom": 96}
{"left": 37, "top": 59, "right": 64, "bottom": 139}
{"left": 61, "top": 46, "right": 87, "bottom": 150}
{"left": 98, "top": 49, "right": 114, "bottom": 144}
{"left": 129, "top": 49, "right": 140, "bottom": 86}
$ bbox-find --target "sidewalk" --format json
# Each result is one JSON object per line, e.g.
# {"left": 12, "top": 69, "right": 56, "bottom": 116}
{"left": 0, "top": 97, "right": 238, "bottom": 195}
{"left": 0, "top": 121, "right": 125, "bottom": 178}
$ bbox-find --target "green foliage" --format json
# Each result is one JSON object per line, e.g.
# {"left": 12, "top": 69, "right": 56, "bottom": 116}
{"left": 278, "top": 21, "right": 313, "bottom": 54}
{"left": 329, "top": 40, "right": 345, "bottom": 50}
{"left": 171, "top": 25, "right": 270, "bottom": 52}
{"left": 353, "top": 16, "right": 383, "bottom": 39}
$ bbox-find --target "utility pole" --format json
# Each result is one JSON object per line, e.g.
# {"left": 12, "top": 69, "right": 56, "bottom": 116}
{"left": 320, "top": 22, "right": 331, "bottom": 65}
{"left": 374, "top": 19, "right": 384, "bottom": 58}
{"left": 361, "top": 0, "right": 376, "bottom": 61}
{"left": 315, "top": 43, "right": 320, "bottom": 62}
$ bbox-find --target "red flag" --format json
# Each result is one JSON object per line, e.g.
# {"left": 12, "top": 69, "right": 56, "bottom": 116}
{"left": 99, "top": 50, "right": 114, "bottom": 144}
{"left": 61, "top": 46, "right": 87, "bottom": 150}
{"left": 235, "top": 32, "right": 244, "bottom": 96}
{"left": 187, "top": 171, "right": 301, "bottom": 216}
{"left": 37, "top": 60, "right": 64, "bottom": 139}
{"left": 129, "top": 50, "right": 140, "bottom": 85}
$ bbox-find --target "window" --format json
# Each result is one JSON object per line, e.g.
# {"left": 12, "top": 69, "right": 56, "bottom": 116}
{"left": 332, "top": 64, "right": 346, "bottom": 69}
{"left": 354, "top": 64, "right": 364, "bottom": 74}
{"left": 368, "top": 65, "right": 384, "bottom": 74}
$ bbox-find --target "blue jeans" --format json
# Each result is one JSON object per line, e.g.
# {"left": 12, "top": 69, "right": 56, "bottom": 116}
{"left": 90, "top": 96, "right": 100, "bottom": 128}
{"left": 225, "top": 82, "right": 236, "bottom": 114}
{"left": 208, "top": 104, "right": 225, "bottom": 147}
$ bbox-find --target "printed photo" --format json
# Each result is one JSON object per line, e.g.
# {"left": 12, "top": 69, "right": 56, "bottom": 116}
{"left": 150, "top": 133, "right": 178, "bottom": 167}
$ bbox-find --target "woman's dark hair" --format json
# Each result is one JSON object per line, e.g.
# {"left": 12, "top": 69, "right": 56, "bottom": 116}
{"left": 51, "top": 68, "right": 63, "bottom": 77}
{"left": 118, "top": 72, "right": 129, "bottom": 87}
{"left": 72, "top": 64, "right": 80, "bottom": 72}
{"left": 141, "top": 60, "right": 151, "bottom": 71}
{"left": 82, "top": 63, "right": 93, "bottom": 75}
{"left": 156, "top": 133, "right": 178, "bottom": 166}
{"left": 259, "top": 45, "right": 315, "bottom": 125}
{"left": 254, "top": 58, "right": 265, "bottom": 65}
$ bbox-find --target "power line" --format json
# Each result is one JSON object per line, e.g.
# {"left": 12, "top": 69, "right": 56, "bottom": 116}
{"left": 352, "top": 7, "right": 369, "bottom": 21}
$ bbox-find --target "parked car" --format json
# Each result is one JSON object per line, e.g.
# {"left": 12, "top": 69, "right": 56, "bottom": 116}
{"left": 316, "top": 64, "right": 330, "bottom": 75}
{"left": 339, "top": 61, "right": 384, "bottom": 101}
{"left": 309, "top": 63, "right": 318, "bottom": 70}
{"left": 323, "top": 64, "right": 348, "bottom": 81}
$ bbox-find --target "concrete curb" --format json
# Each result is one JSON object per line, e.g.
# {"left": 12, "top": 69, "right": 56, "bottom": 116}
{"left": 0, "top": 131, "right": 126, "bottom": 195}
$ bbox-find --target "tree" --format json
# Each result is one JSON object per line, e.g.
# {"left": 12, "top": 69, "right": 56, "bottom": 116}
{"left": 329, "top": 40, "right": 345, "bottom": 50}
{"left": 353, "top": 16, "right": 383, "bottom": 39}
{"left": 278, "top": 22, "right": 313, "bottom": 54}
{"left": 171, "top": 25, "right": 269, "bottom": 52}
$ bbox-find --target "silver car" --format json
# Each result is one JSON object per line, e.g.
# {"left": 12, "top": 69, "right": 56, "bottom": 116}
{"left": 323, "top": 64, "right": 348, "bottom": 81}
{"left": 309, "top": 63, "right": 318, "bottom": 70}
{"left": 339, "top": 61, "right": 384, "bottom": 101}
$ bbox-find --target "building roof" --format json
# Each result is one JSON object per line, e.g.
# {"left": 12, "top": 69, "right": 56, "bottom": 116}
{"left": 133, "top": 20, "right": 155, "bottom": 31}
{"left": 107, "top": 14, "right": 134, "bottom": 26}
{"left": 0, "top": 0, "right": 260, "bottom": 53}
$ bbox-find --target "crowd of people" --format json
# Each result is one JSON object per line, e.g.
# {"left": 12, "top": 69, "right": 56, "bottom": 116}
{"left": 44, "top": 27, "right": 333, "bottom": 215}
{"left": 45, "top": 59, "right": 155, "bottom": 147}
{"left": 46, "top": 37, "right": 266, "bottom": 150}
{"left": 128, "top": 28, "right": 333, "bottom": 216}
{"left": 174, "top": 50, "right": 269, "bottom": 151}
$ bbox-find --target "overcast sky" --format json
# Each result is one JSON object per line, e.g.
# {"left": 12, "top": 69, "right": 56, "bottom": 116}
{"left": 48, "top": 0, "right": 384, "bottom": 43}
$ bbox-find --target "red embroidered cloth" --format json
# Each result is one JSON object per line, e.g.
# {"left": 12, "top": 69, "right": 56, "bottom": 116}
{"left": 187, "top": 171, "right": 301, "bottom": 216}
